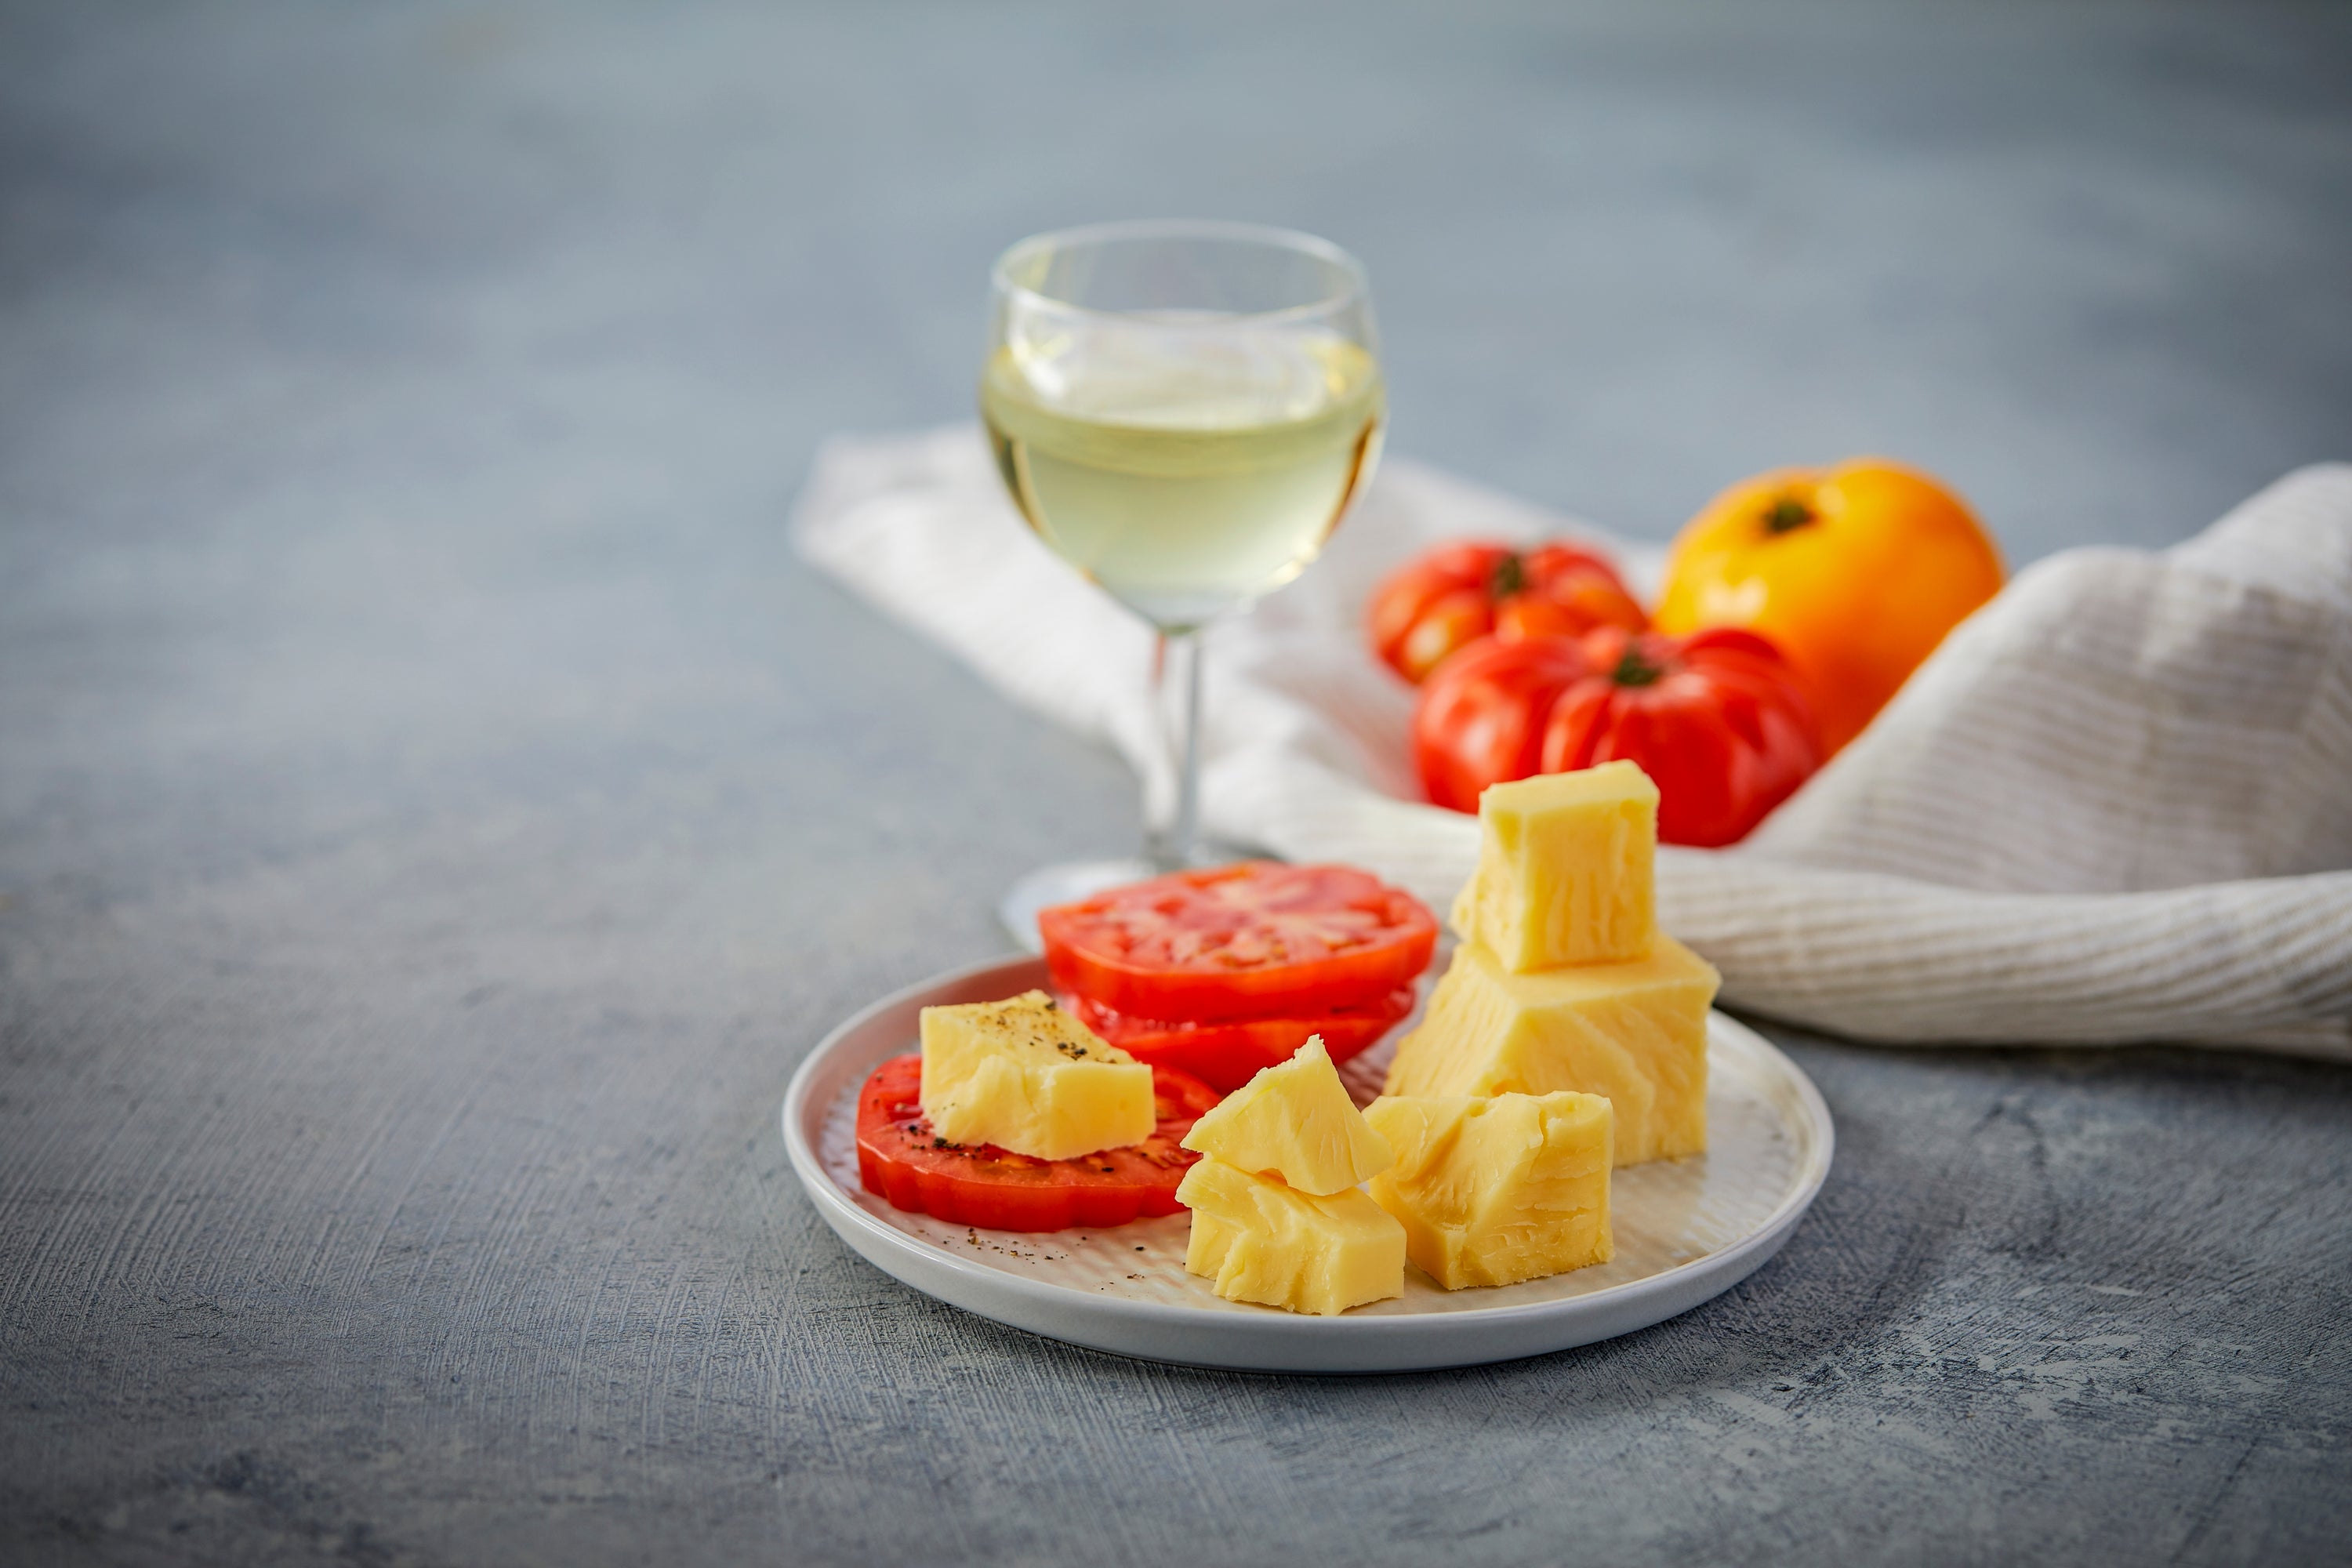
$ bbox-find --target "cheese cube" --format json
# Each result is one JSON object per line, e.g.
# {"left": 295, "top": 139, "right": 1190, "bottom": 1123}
{"left": 1450, "top": 761, "right": 1659, "bottom": 971}
{"left": 1176, "top": 1158, "right": 1405, "bottom": 1316}
{"left": 919, "top": 990, "right": 1153, "bottom": 1161}
{"left": 1180, "top": 1037, "right": 1393, "bottom": 1196}
{"left": 1382, "top": 936, "right": 1717, "bottom": 1166}
{"left": 1365, "top": 1091, "right": 1613, "bottom": 1289}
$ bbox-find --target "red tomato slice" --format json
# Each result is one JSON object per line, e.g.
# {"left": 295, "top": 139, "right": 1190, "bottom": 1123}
{"left": 1037, "top": 862, "right": 1438, "bottom": 1022}
{"left": 854, "top": 1054, "right": 1219, "bottom": 1233}
{"left": 1065, "top": 987, "right": 1414, "bottom": 1094}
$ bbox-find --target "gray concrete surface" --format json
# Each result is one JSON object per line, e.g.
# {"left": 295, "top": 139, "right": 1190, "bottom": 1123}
{"left": 3, "top": 2, "right": 2350, "bottom": 1563}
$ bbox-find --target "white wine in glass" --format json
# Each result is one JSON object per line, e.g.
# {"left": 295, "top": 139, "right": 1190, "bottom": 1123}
{"left": 982, "top": 221, "right": 1382, "bottom": 942}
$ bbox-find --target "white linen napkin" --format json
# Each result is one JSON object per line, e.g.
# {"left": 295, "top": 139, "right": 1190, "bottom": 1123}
{"left": 793, "top": 425, "right": 2352, "bottom": 1063}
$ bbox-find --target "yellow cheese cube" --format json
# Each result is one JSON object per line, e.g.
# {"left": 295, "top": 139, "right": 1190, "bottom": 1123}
{"left": 919, "top": 990, "right": 1153, "bottom": 1161}
{"left": 1179, "top": 1037, "right": 1393, "bottom": 1196}
{"left": 1364, "top": 1091, "right": 1613, "bottom": 1289}
{"left": 1450, "top": 761, "right": 1659, "bottom": 971}
{"left": 1176, "top": 1158, "right": 1405, "bottom": 1316}
{"left": 1382, "top": 935, "right": 1716, "bottom": 1166}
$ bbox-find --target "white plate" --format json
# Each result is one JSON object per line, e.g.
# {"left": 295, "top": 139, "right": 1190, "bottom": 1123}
{"left": 783, "top": 954, "right": 1833, "bottom": 1374}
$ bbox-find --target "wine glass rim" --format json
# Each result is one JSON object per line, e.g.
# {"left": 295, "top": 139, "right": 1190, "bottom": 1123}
{"left": 990, "top": 219, "right": 1368, "bottom": 327}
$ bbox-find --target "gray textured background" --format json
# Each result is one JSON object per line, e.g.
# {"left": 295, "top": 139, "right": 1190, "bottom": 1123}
{"left": 3, "top": 2, "right": 2350, "bottom": 1564}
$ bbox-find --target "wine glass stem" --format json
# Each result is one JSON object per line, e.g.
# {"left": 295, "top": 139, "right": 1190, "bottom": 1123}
{"left": 1151, "top": 628, "right": 1204, "bottom": 871}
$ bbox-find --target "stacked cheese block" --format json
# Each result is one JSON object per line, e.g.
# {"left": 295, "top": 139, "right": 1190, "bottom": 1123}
{"left": 1175, "top": 1041, "right": 1406, "bottom": 1316}
{"left": 1387, "top": 760, "right": 1719, "bottom": 1165}
{"left": 1370, "top": 760, "right": 1721, "bottom": 1288}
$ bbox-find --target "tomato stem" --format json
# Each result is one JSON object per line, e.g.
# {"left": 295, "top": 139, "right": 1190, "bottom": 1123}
{"left": 1613, "top": 645, "right": 1668, "bottom": 688}
{"left": 1762, "top": 495, "right": 1815, "bottom": 535}
{"left": 1490, "top": 552, "right": 1526, "bottom": 598}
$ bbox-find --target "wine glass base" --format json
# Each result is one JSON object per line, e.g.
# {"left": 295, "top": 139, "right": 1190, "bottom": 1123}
{"left": 996, "top": 858, "right": 1158, "bottom": 954}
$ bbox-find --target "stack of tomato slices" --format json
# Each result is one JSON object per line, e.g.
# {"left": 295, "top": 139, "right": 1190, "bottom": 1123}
{"left": 1039, "top": 862, "right": 1439, "bottom": 1094}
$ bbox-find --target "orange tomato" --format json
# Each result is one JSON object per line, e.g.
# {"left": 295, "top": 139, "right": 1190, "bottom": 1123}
{"left": 1652, "top": 459, "right": 2005, "bottom": 754}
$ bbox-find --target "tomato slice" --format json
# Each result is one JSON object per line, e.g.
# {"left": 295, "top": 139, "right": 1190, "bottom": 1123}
{"left": 1037, "top": 862, "right": 1438, "bottom": 1022}
{"left": 854, "top": 1054, "right": 1220, "bottom": 1232}
{"left": 1065, "top": 987, "right": 1415, "bottom": 1094}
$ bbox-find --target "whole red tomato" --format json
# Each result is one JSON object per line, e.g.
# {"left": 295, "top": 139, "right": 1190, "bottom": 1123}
{"left": 1367, "top": 541, "right": 1647, "bottom": 684}
{"left": 1413, "top": 627, "right": 1824, "bottom": 847}
{"left": 1410, "top": 635, "right": 1588, "bottom": 815}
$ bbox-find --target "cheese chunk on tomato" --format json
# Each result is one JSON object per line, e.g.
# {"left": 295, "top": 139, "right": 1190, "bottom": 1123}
{"left": 1451, "top": 762, "right": 1658, "bottom": 971}
{"left": 1365, "top": 1091, "right": 1613, "bottom": 1289}
{"left": 1383, "top": 936, "right": 1716, "bottom": 1166}
{"left": 919, "top": 991, "right": 1154, "bottom": 1162}
{"left": 1175, "top": 1158, "right": 1405, "bottom": 1316}
{"left": 1179, "top": 1037, "right": 1393, "bottom": 1196}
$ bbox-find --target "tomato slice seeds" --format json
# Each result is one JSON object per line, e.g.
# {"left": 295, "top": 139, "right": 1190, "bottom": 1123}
{"left": 1038, "top": 862, "right": 1438, "bottom": 1023}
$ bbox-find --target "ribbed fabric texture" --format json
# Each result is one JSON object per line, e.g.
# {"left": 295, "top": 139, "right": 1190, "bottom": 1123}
{"left": 793, "top": 425, "right": 2352, "bottom": 1062}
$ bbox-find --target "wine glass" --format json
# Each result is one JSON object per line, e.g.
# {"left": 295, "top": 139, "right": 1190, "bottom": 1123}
{"left": 982, "top": 220, "right": 1383, "bottom": 942}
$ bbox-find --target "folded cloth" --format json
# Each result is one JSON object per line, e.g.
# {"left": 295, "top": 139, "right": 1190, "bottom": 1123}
{"left": 793, "top": 425, "right": 2352, "bottom": 1062}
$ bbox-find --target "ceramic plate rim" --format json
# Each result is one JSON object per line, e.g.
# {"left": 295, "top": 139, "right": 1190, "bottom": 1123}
{"left": 782, "top": 952, "right": 1834, "bottom": 1371}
